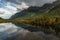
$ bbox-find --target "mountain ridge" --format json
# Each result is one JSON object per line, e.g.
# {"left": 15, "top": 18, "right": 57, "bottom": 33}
{"left": 10, "top": 0, "right": 60, "bottom": 19}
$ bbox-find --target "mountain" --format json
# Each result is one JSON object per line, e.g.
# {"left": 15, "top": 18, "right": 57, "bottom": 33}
{"left": 9, "top": 0, "right": 60, "bottom": 35}
{"left": 10, "top": 0, "right": 60, "bottom": 19}
{"left": 0, "top": 0, "right": 60, "bottom": 36}
{"left": 10, "top": 6, "right": 42, "bottom": 19}
{"left": 10, "top": 4, "right": 52, "bottom": 19}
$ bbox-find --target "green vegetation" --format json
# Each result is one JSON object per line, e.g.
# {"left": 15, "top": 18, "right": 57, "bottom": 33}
{"left": 0, "top": 1, "right": 60, "bottom": 35}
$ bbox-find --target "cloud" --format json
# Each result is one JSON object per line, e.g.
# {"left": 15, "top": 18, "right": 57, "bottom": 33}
{"left": 0, "top": 0, "right": 57, "bottom": 19}
{"left": 0, "top": 1, "right": 29, "bottom": 19}
{"left": 7, "top": 0, "right": 56, "bottom": 6}
{"left": 0, "top": 7, "right": 17, "bottom": 19}
{"left": 17, "top": 2, "right": 29, "bottom": 10}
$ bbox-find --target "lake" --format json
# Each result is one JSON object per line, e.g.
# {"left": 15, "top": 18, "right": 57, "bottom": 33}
{"left": 0, "top": 23, "right": 21, "bottom": 40}
{"left": 0, "top": 23, "right": 59, "bottom": 40}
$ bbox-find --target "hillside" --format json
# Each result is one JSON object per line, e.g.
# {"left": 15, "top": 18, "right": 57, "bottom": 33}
{"left": 10, "top": 0, "right": 60, "bottom": 19}
{"left": 10, "top": 0, "right": 60, "bottom": 35}
{"left": 0, "top": 0, "right": 60, "bottom": 35}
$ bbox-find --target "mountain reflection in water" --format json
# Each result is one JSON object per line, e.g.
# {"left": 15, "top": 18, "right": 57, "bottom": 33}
{"left": 0, "top": 23, "right": 60, "bottom": 40}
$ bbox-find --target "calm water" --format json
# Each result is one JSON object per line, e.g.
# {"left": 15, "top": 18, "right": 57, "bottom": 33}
{"left": 0, "top": 23, "right": 20, "bottom": 40}
{"left": 0, "top": 23, "right": 59, "bottom": 40}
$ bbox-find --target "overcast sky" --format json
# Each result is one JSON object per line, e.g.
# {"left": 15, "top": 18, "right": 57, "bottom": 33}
{"left": 0, "top": 0, "right": 56, "bottom": 19}
{"left": 6, "top": 0, "right": 56, "bottom": 6}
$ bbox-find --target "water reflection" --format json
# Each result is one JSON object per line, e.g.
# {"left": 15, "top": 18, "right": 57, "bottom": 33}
{"left": 0, "top": 23, "right": 60, "bottom": 40}
{"left": 0, "top": 23, "right": 19, "bottom": 40}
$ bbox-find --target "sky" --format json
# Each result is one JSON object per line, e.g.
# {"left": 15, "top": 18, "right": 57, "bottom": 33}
{"left": 0, "top": 0, "right": 56, "bottom": 19}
